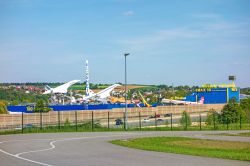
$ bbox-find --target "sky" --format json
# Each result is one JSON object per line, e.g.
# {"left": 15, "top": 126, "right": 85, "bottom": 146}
{"left": 0, "top": 0, "right": 250, "bottom": 87}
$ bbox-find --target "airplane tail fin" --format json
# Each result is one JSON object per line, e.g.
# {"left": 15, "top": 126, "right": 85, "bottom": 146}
{"left": 199, "top": 96, "right": 204, "bottom": 104}
{"left": 43, "top": 85, "right": 52, "bottom": 94}
{"left": 45, "top": 85, "right": 52, "bottom": 90}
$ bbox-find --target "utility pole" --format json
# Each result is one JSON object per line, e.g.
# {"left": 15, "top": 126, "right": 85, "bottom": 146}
{"left": 124, "top": 53, "right": 129, "bottom": 131}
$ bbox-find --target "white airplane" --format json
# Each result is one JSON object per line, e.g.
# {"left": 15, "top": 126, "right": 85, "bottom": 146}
{"left": 43, "top": 80, "right": 80, "bottom": 94}
{"left": 162, "top": 97, "right": 204, "bottom": 105}
{"left": 77, "top": 84, "right": 121, "bottom": 102}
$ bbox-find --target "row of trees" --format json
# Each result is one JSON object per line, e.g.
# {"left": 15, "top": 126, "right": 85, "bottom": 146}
{"left": 0, "top": 82, "right": 111, "bottom": 89}
{"left": 128, "top": 85, "right": 196, "bottom": 104}
{"left": 179, "top": 98, "right": 250, "bottom": 128}
{"left": 241, "top": 88, "right": 250, "bottom": 95}
{"left": 0, "top": 89, "right": 49, "bottom": 105}
{"left": 206, "top": 98, "right": 250, "bottom": 125}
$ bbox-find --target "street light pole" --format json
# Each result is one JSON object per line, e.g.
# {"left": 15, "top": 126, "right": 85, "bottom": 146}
{"left": 124, "top": 53, "right": 129, "bottom": 131}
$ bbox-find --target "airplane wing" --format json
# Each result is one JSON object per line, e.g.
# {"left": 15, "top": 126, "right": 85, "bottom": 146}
{"left": 161, "top": 98, "right": 173, "bottom": 103}
{"left": 82, "top": 84, "right": 121, "bottom": 101}
{"left": 95, "top": 84, "right": 121, "bottom": 99}
{"left": 43, "top": 80, "right": 80, "bottom": 94}
{"left": 162, "top": 98, "right": 187, "bottom": 104}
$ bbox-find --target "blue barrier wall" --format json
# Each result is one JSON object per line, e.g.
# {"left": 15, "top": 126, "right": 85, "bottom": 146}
{"left": 7, "top": 103, "right": 151, "bottom": 113}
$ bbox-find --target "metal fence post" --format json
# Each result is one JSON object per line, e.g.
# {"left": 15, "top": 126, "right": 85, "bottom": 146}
{"left": 22, "top": 111, "right": 24, "bottom": 133}
{"left": 139, "top": 112, "right": 141, "bottom": 131}
{"left": 123, "top": 112, "right": 126, "bottom": 130}
{"left": 213, "top": 113, "right": 216, "bottom": 130}
{"left": 40, "top": 110, "right": 42, "bottom": 130}
{"left": 58, "top": 111, "right": 61, "bottom": 130}
{"left": 92, "top": 111, "right": 94, "bottom": 131}
{"left": 199, "top": 114, "right": 202, "bottom": 130}
{"left": 108, "top": 111, "right": 110, "bottom": 130}
{"left": 185, "top": 113, "right": 188, "bottom": 130}
{"left": 170, "top": 113, "right": 173, "bottom": 131}
{"left": 240, "top": 114, "right": 242, "bottom": 130}
{"left": 227, "top": 117, "right": 229, "bottom": 130}
{"left": 155, "top": 112, "right": 157, "bottom": 130}
{"left": 75, "top": 111, "right": 78, "bottom": 131}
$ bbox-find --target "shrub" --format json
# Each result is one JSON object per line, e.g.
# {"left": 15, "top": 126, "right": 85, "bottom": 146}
{"left": 34, "top": 99, "right": 51, "bottom": 112}
{"left": 0, "top": 101, "right": 8, "bottom": 114}
{"left": 180, "top": 111, "right": 191, "bottom": 128}
{"left": 10, "top": 100, "right": 19, "bottom": 106}
{"left": 240, "top": 98, "right": 250, "bottom": 122}
{"left": 64, "top": 118, "right": 71, "bottom": 127}
{"left": 221, "top": 98, "right": 246, "bottom": 124}
{"left": 206, "top": 109, "right": 221, "bottom": 125}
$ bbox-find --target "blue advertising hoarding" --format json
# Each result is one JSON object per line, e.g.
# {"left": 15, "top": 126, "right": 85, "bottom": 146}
{"left": 185, "top": 87, "right": 240, "bottom": 104}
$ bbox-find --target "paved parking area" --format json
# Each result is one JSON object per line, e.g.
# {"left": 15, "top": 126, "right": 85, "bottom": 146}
{"left": 0, "top": 130, "right": 250, "bottom": 166}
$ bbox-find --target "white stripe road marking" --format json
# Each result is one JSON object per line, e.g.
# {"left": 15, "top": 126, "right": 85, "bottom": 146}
{"left": 0, "top": 133, "right": 137, "bottom": 166}
{"left": 0, "top": 149, "right": 53, "bottom": 166}
{"left": 15, "top": 140, "right": 56, "bottom": 157}
{"left": 15, "top": 134, "right": 136, "bottom": 156}
{"left": 0, "top": 138, "right": 54, "bottom": 144}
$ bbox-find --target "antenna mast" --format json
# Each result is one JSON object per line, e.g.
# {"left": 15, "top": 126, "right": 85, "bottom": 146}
{"left": 85, "top": 60, "right": 90, "bottom": 96}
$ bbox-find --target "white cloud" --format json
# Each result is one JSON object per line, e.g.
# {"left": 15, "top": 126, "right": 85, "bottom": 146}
{"left": 118, "top": 16, "right": 250, "bottom": 53}
{"left": 118, "top": 28, "right": 207, "bottom": 51}
{"left": 122, "top": 10, "right": 134, "bottom": 16}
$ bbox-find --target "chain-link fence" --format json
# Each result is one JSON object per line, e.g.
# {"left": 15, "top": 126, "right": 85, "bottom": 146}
{"left": 0, "top": 104, "right": 249, "bottom": 134}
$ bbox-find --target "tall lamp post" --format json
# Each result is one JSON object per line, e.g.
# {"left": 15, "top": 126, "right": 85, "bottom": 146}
{"left": 124, "top": 53, "right": 129, "bottom": 130}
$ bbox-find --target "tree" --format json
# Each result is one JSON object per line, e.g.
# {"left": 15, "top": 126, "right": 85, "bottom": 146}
{"left": 11, "top": 100, "right": 19, "bottom": 105}
{"left": 34, "top": 99, "right": 51, "bottom": 112}
{"left": 240, "top": 98, "right": 250, "bottom": 122}
{"left": 206, "top": 109, "right": 221, "bottom": 125}
{"left": 0, "top": 100, "right": 8, "bottom": 114}
{"left": 180, "top": 111, "right": 191, "bottom": 128}
{"left": 221, "top": 98, "right": 246, "bottom": 124}
{"left": 240, "top": 98, "right": 250, "bottom": 110}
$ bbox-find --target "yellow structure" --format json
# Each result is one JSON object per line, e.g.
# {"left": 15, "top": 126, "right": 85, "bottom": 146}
{"left": 138, "top": 91, "right": 151, "bottom": 107}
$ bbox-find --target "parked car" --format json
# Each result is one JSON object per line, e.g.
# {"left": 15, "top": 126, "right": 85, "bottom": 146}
{"left": 149, "top": 114, "right": 160, "bottom": 118}
{"left": 15, "top": 124, "right": 35, "bottom": 130}
{"left": 143, "top": 118, "right": 150, "bottom": 122}
{"left": 157, "top": 118, "right": 164, "bottom": 122}
{"left": 164, "top": 113, "right": 172, "bottom": 117}
{"left": 115, "top": 119, "right": 123, "bottom": 125}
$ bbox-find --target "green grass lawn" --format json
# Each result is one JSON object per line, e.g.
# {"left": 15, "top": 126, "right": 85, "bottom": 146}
{"left": 111, "top": 137, "right": 250, "bottom": 161}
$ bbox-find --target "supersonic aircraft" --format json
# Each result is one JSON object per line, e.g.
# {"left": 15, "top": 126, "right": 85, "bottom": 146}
{"left": 43, "top": 80, "right": 80, "bottom": 94}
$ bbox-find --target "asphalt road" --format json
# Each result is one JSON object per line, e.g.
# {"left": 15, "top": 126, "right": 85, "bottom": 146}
{"left": 0, "top": 130, "right": 250, "bottom": 166}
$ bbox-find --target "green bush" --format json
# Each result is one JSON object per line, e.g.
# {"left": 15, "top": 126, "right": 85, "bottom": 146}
{"left": 180, "top": 111, "right": 191, "bottom": 128}
{"left": 240, "top": 98, "right": 250, "bottom": 122}
{"left": 221, "top": 99, "right": 246, "bottom": 124}
{"left": 206, "top": 109, "right": 221, "bottom": 125}
{"left": 64, "top": 118, "right": 71, "bottom": 127}
{"left": 78, "top": 121, "right": 102, "bottom": 129}
{"left": 34, "top": 99, "right": 51, "bottom": 112}
{"left": 10, "top": 100, "right": 19, "bottom": 105}
{"left": 0, "top": 100, "right": 8, "bottom": 114}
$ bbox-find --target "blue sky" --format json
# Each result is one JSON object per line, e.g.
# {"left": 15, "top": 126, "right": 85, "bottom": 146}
{"left": 0, "top": 0, "right": 250, "bottom": 87}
